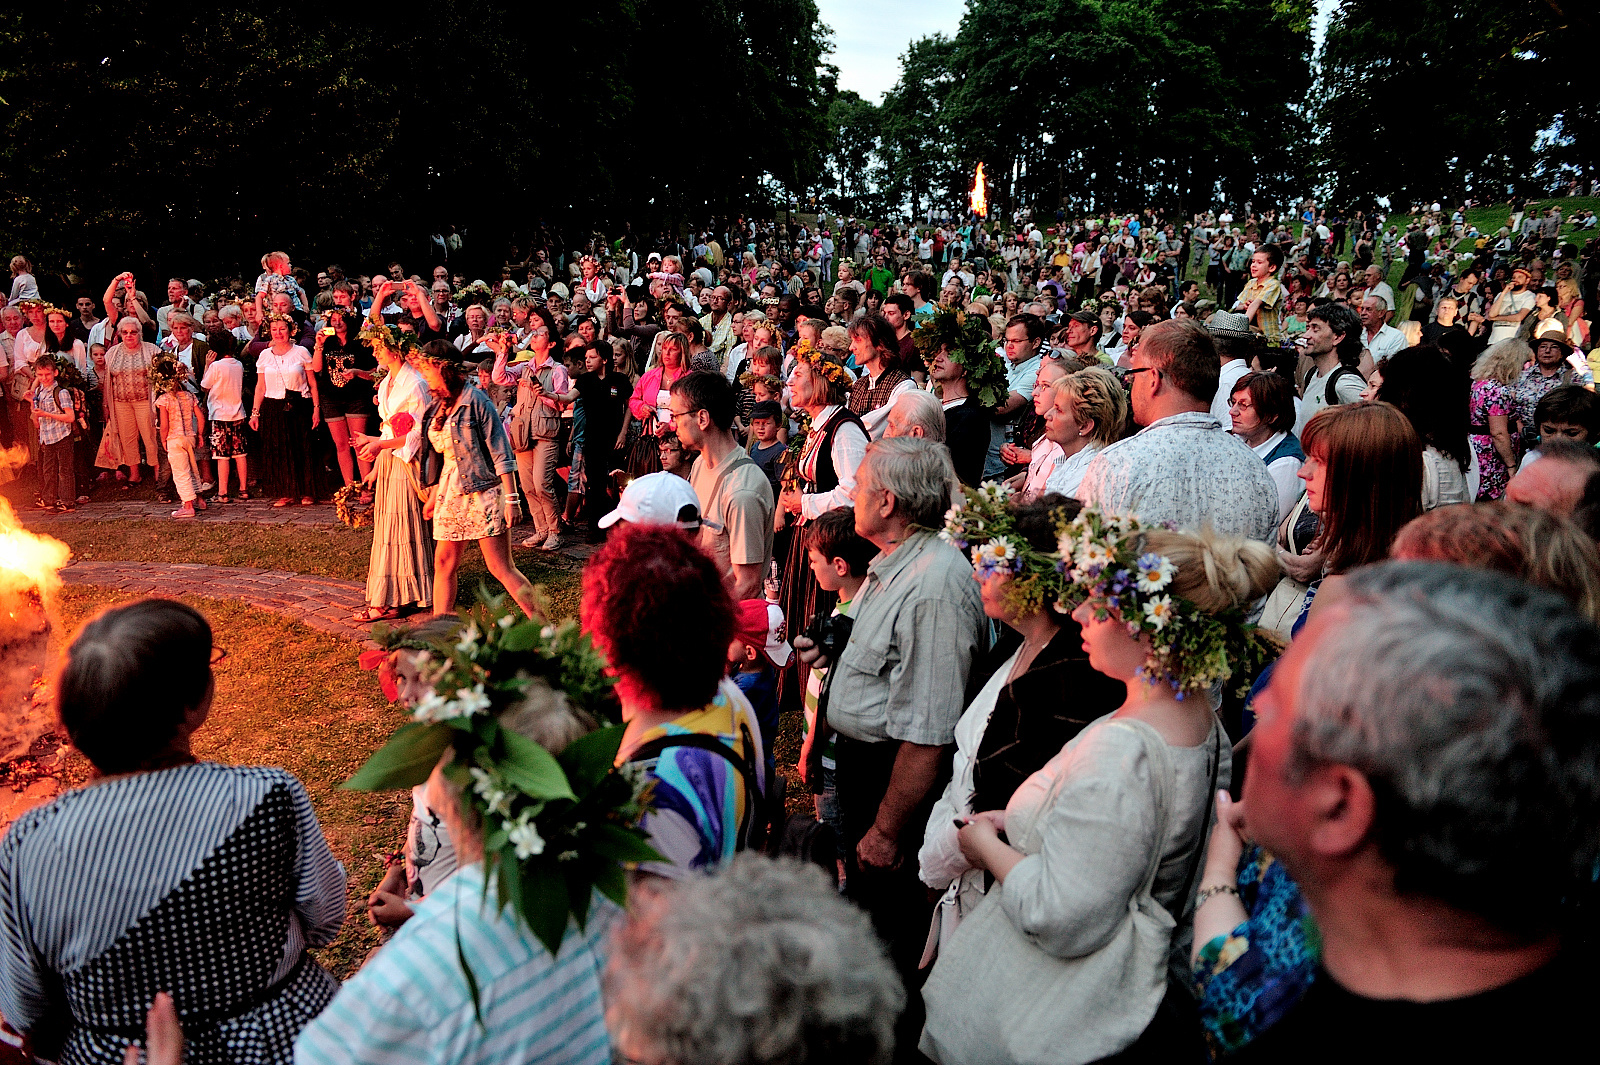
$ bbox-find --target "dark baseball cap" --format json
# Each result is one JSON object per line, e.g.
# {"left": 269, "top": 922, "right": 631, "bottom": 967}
{"left": 1068, "top": 309, "right": 1101, "bottom": 327}
{"left": 750, "top": 400, "right": 782, "bottom": 421}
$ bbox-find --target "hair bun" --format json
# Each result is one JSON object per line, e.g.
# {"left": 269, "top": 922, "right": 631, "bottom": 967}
{"left": 1142, "top": 527, "right": 1281, "bottom": 615}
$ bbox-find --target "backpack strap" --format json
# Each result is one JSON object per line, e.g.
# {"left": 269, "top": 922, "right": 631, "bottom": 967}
{"left": 628, "top": 726, "right": 767, "bottom": 853}
{"left": 1323, "top": 365, "right": 1360, "bottom": 406}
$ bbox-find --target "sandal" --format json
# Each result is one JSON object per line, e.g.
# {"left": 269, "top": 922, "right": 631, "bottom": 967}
{"left": 300, "top": 497, "right": 314, "bottom": 506}
{"left": 351, "top": 606, "right": 402, "bottom": 623}
{"left": 215, "top": 495, "right": 231, "bottom": 504}
{"left": 272, "top": 497, "right": 291, "bottom": 507}
{"left": 237, "top": 492, "right": 250, "bottom": 501}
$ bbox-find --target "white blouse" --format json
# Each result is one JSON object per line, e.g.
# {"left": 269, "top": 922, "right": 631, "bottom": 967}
{"left": 256, "top": 345, "right": 313, "bottom": 399}
{"left": 1042, "top": 441, "right": 1104, "bottom": 498}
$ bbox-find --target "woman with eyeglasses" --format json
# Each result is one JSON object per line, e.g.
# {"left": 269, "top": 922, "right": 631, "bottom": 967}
{"left": 0, "top": 599, "right": 347, "bottom": 1065}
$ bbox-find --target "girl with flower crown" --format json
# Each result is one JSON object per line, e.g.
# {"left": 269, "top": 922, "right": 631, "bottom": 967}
{"left": 922, "top": 507, "right": 1281, "bottom": 1064}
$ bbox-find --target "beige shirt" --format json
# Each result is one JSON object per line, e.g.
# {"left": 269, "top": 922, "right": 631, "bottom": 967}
{"left": 689, "top": 446, "right": 775, "bottom": 578}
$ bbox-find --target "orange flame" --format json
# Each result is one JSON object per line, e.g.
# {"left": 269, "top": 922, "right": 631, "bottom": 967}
{"left": 969, "top": 162, "right": 988, "bottom": 218}
{"left": 0, "top": 441, "right": 69, "bottom": 606}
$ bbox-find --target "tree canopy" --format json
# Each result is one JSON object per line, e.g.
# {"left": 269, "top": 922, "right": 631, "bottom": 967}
{"left": 0, "top": 0, "right": 832, "bottom": 280}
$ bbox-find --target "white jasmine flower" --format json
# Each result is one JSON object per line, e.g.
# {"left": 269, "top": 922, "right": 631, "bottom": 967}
{"left": 498, "top": 614, "right": 515, "bottom": 630}
{"left": 411, "top": 689, "right": 451, "bottom": 723}
{"left": 454, "top": 623, "right": 481, "bottom": 652}
{"left": 507, "top": 814, "right": 546, "bottom": 860}
{"left": 452, "top": 684, "right": 492, "bottom": 717}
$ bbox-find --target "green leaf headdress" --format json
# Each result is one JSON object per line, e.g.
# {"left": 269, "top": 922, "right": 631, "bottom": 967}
{"left": 912, "top": 306, "right": 1009, "bottom": 410}
{"left": 345, "top": 590, "right": 655, "bottom": 957}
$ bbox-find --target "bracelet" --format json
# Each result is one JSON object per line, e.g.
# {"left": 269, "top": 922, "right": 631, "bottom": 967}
{"left": 1195, "top": 883, "right": 1242, "bottom": 907}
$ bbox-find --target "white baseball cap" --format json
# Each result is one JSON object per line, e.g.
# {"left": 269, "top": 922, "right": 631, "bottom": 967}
{"left": 598, "top": 472, "right": 719, "bottom": 531}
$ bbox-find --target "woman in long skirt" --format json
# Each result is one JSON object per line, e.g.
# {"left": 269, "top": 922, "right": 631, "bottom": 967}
{"left": 352, "top": 328, "right": 434, "bottom": 622}
{"left": 249, "top": 314, "right": 324, "bottom": 506}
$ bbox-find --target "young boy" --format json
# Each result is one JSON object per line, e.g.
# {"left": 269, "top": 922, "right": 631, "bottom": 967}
{"left": 797, "top": 507, "right": 877, "bottom": 875}
{"left": 154, "top": 358, "right": 208, "bottom": 519}
{"left": 30, "top": 357, "right": 77, "bottom": 512}
{"left": 730, "top": 598, "right": 790, "bottom": 781}
{"left": 746, "top": 399, "right": 786, "bottom": 496}
{"left": 1518, "top": 385, "right": 1598, "bottom": 471}
{"left": 200, "top": 336, "right": 248, "bottom": 501}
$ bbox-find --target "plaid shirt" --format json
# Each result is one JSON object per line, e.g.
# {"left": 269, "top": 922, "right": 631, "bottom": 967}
{"left": 31, "top": 382, "right": 74, "bottom": 446}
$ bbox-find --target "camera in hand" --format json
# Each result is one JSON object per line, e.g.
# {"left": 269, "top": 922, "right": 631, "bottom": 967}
{"left": 804, "top": 611, "right": 853, "bottom": 661}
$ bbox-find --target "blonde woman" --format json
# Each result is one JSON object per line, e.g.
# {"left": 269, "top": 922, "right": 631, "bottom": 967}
{"left": 1469, "top": 339, "right": 1527, "bottom": 500}
{"left": 1041, "top": 365, "right": 1128, "bottom": 497}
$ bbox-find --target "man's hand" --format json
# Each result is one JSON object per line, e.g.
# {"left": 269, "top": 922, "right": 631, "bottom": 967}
{"left": 791, "top": 633, "right": 829, "bottom": 670}
{"left": 857, "top": 824, "right": 900, "bottom": 870}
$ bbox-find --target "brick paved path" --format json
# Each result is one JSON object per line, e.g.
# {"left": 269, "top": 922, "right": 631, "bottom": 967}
{"left": 59, "top": 561, "right": 373, "bottom": 642}
{"left": 29, "top": 498, "right": 339, "bottom": 525}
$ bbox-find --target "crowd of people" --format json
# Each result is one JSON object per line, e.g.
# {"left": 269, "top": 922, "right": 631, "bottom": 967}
{"left": 3, "top": 192, "right": 1600, "bottom": 1065}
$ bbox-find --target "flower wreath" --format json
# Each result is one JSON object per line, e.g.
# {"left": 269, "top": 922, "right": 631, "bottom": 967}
{"left": 911, "top": 307, "right": 1009, "bottom": 410}
{"left": 791, "top": 338, "right": 851, "bottom": 387}
{"left": 452, "top": 281, "right": 494, "bottom": 307}
{"left": 939, "top": 480, "right": 1062, "bottom": 614}
{"left": 333, "top": 482, "right": 374, "bottom": 529}
{"left": 360, "top": 322, "right": 421, "bottom": 358}
{"left": 1054, "top": 507, "right": 1281, "bottom": 697}
{"left": 347, "top": 591, "right": 655, "bottom": 958}
{"left": 261, "top": 311, "right": 296, "bottom": 334}
{"left": 145, "top": 351, "right": 188, "bottom": 395}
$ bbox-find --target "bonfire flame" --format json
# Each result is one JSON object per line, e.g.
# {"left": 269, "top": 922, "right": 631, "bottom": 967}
{"left": 969, "top": 162, "right": 988, "bottom": 219}
{"left": 0, "top": 444, "right": 72, "bottom": 761}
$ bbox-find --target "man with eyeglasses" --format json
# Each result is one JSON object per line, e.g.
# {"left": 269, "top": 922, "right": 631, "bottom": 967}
{"left": 670, "top": 372, "right": 773, "bottom": 599}
{"left": 1078, "top": 319, "right": 1277, "bottom": 541}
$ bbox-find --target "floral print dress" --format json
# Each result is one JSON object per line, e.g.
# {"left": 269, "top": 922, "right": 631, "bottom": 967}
{"left": 426, "top": 421, "right": 506, "bottom": 542}
{"left": 1469, "top": 377, "right": 1514, "bottom": 500}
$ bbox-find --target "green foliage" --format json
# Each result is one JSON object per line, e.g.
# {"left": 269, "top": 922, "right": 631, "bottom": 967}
{"left": 864, "top": 0, "right": 1316, "bottom": 217}
{"left": 1314, "top": 0, "right": 1597, "bottom": 204}
{"left": 342, "top": 722, "right": 454, "bottom": 791}
{"left": 0, "top": 0, "right": 832, "bottom": 279}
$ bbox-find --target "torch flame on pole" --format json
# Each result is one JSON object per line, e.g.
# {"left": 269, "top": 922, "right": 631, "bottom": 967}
{"left": 969, "top": 163, "right": 988, "bottom": 218}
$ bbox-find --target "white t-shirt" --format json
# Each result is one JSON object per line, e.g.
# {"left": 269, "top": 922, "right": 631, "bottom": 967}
{"left": 256, "top": 345, "right": 313, "bottom": 399}
{"left": 200, "top": 357, "right": 245, "bottom": 421}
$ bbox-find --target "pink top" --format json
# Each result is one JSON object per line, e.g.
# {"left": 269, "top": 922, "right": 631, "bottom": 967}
{"left": 628, "top": 365, "right": 686, "bottom": 423}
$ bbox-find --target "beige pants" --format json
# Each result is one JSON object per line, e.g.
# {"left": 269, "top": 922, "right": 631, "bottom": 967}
{"left": 114, "top": 398, "right": 159, "bottom": 468}
{"left": 167, "top": 435, "right": 201, "bottom": 502}
{"left": 515, "top": 438, "right": 561, "bottom": 539}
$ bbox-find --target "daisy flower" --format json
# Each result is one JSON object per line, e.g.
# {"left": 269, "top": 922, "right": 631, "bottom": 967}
{"left": 1135, "top": 553, "right": 1177, "bottom": 593}
{"left": 1142, "top": 595, "right": 1175, "bottom": 631}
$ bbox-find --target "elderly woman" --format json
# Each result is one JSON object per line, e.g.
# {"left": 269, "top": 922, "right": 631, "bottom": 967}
{"left": 0, "top": 599, "right": 346, "bottom": 1065}
{"left": 249, "top": 314, "right": 322, "bottom": 506}
{"left": 607, "top": 856, "right": 901, "bottom": 1065}
{"left": 584, "top": 523, "right": 768, "bottom": 878}
{"left": 1040, "top": 365, "right": 1127, "bottom": 498}
{"left": 103, "top": 316, "right": 162, "bottom": 484}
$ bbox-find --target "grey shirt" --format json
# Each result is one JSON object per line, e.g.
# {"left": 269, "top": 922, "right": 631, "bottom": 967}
{"left": 828, "top": 531, "right": 988, "bottom": 746}
{"left": 1078, "top": 411, "right": 1280, "bottom": 542}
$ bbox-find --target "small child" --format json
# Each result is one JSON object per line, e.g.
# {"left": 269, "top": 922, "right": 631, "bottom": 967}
{"left": 746, "top": 399, "right": 786, "bottom": 496}
{"left": 729, "top": 598, "right": 790, "bottom": 781}
{"left": 154, "top": 357, "right": 208, "bottom": 519}
{"left": 200, "top": 335, "right": 248, "bottom": 501}
{"left": 29, "top": 358, "right": 77, "bottom": 511}
{"left": 798, "top": 507, "right": 877, "bottom": 876}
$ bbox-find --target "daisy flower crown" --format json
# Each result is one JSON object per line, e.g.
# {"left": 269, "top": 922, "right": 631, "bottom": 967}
{"left": 940, "top": 481, "right": 1064, "bottom": 615}
{"left": 347, "top": 590, "right": 657, "bottom": 960}
{"left": 1054, "top": 507, "right": 1280, "bottom": 698}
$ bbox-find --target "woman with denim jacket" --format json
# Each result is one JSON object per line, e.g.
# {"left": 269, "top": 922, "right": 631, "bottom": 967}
{"left": 413, "top": 340, "right": 540, "bottom": 618}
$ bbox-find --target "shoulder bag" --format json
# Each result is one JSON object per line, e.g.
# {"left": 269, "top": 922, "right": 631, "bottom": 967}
{"left": 919, "top": 719, "right": 1182, "bottom": 1065}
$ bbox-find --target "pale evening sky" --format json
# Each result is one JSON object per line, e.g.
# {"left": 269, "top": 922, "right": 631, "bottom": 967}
{"left": 814, "top": 0, "right": 1338, "bottom": 105}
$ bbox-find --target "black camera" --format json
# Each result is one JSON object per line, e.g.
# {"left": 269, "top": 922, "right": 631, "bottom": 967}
{"left": 804, "top": 611, "right": 854, "bottom": 662}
